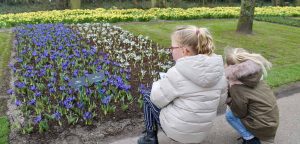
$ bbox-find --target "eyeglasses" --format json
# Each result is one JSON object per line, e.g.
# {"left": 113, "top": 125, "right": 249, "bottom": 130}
{"left": 168, "top": 46, "right": 181, "bottom": 52}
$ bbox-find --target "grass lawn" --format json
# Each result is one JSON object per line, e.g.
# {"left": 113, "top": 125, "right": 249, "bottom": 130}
{"left": 291, "top": 17, "right": 300, "bottom": 20}
{"left": 119, "top": 19, "right": 300, "bottom": 87}
{"left": 0, "top": 32, "right": 12, "bottom": 81}
{"left": 0, "top": 32, "right": 12, "bottom": 144}
{"left": 0, "top": 116, "right": 9, "bottom": 144}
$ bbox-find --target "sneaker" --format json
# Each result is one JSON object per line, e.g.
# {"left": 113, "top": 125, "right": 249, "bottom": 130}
{"left": 242, "top": 137, "right": 261, "bottom": 144}
{"left": 137, "top": 130, "right": 158, "bottom": 144}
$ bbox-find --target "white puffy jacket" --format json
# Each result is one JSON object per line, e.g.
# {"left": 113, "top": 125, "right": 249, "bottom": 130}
{"left": 150, "top": 54, "right": 227, "bottom": 143}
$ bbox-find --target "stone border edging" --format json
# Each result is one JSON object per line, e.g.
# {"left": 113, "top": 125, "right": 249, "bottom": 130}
{"left": 274, "top": 81, "right": 300, "bottom": 99}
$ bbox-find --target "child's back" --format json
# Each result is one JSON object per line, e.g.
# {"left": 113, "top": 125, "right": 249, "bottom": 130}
{"left": 226, "top": 60, "right": 279, "bottom": 141}
{"left": 225, "top": 48, "right": 279, "bottom": 143}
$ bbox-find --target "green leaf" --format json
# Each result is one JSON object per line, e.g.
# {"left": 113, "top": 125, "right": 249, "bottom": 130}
{"left": 121, "top": 104, "right": 128, "bottom": 111}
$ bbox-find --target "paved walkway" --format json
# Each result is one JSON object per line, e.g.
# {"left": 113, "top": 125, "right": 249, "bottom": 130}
{"left": 110, "top": 92, "right": 300, "bottom": 144}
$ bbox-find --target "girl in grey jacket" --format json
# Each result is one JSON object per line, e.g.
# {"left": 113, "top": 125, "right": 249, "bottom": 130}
{"left": 138, "top": 25, "right": 227, "bottom": 144}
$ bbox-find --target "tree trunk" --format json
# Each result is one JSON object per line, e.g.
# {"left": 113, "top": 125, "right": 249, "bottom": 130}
{"left": 56, "top": 0, "right": 69, "bottom": 9}
{"left": 160, "top": 0, "right": 167, "bottom": 7}
{"left": 272, "top": 0, "right": 283, "bottom": 6}
{"left": 151, "top": 0, "right": 166, "bottom": 8}
{"left": 173, "top": 0, "right": 181, "bottom": 7}
{"left": 70, "top": 0, "right": 81, "bottom": 9}
{"left": 151, "top": 0, "right": 156, "bottom": 7}
{"left": 236, "top": 0, "right": 255, "bottom": 34}
{"left": 133, "top": 0, "right": 139, "bottom": 6}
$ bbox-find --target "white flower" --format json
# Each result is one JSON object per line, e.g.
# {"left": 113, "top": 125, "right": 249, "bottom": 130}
{"left": 134, "top": 55, "right": 141, "bottom": 61}
{"left": 141, "top": 69, "right": 146, "bottom": 76}
{"left": 124, "top": 62, "right": 130, "bottom": 66}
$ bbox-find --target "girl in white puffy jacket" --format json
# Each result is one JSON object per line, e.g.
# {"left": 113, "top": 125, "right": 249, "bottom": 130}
{"left": 138, "top": 25, "right": 227, "bottom": 144}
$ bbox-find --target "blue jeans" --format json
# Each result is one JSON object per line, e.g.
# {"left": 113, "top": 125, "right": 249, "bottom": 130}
{"left": 225, "top": 110, "right": 254, "bottom": 140}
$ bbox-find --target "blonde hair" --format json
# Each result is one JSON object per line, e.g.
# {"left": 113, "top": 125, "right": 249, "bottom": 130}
{"left": 225, "top": 48, "right": 272, "bottom": 76}
{"left": 171, "top": 25, "right": 215, "bottom": 55}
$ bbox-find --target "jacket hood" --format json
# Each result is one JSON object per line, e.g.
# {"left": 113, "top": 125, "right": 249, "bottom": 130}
{"left": 175, "top": 54, "right": 224, "bottom": 88}
{"left": 225, "top": 60, "right": 263, "bottom": 88}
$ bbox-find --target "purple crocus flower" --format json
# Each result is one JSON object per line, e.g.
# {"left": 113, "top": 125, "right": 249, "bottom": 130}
{"left": 39, "top": 69, "right": 46, "bottom": 77}
{"left": 15, "top": 99, "right": 22, "bottom": 106}
{"left": 16, "top": 57, "right": 23, "bottom": 63}
{"left": 28, "top": 99, "right": 36, "bottom": 105}
{"left": 47, "top": 83, "right": 53, "bottom": 88}
{"left": 77, "top": 102, "right": 84, "bottom": 109}
{"left": 98, "top": 88, "right": 106, "bottom": 94}
{"left": 59, "top": 86, "right": 65, "bottom": 91}
{"left": 43, "top": 50, "right": 49, "bottom": 57}
{"left": 126, "top": 75, "right": 130, "bottom": 80}
{"left": 102, "top": 81, "right": 108, "bottom": 86}
{"left": 30, "top": 85, "right": 36, "bottom": 91}
{"left": 21, "top": 49, "right": 27, "bottom": 54}
{"left": 36, "top": 57, "right": 41, "bottom": 63}
{"left": 50, "top": 88, "right": 56, "bottom": 93}
{"left": 74, "top": 51, "right": 80, "bottom": 58}
{"left": 68, "top": 89, "right": 73, "bottom": 95}
{"left": 34, "top": 115, "right": 42, "bottom": 124}
{"left": 86, "top": 88, "right": 92, "bottom": 95}
{"left": 32, "top": 50, "right": 38, "bottom": 56}
{"left": 62, "top": 61, "right": 69, "bottom": 70}
{"left": 101, "top": 95, "right": 111, "bottom": 106}
{"left": 123, "top": 85, "right": 131, "bottom": 92}
{"left": 63, "top": 97, "right": 75, "bottom": 109}
{"left": 64, "top": 76, "right": 70, "bottom": 81}
{"left": 125, "top": 68, "right": 131, "bottom": 73}
{"left": 34, "top": 91, "right": 42, "bottom": 97}
{"left": 104, "top": 71, "right": 110, "bottom": 75}
{"left": 68, "top": 54, "right": 74, "bottom": 59}
{"left": 108, "top": 78, "right": 114, "bottom": 84}
{"left": 83, "top": 112, "right": 92, "bottom": 120}
{"left": 50, "top": 77, "right": 57, "bottom": 82}
{"left": 7, "top": 89, "right": 14, "bottom": 95}
{"left": 139, "top": 84, "right": 151, "bottom": 96}
{"left": 58, "top": 45, "right": 63, "bottom": 50}
{"left": 53, "top": 111, "right": 61, "bottom": 120}
{"left": 26, "top": 65, "right": 34, "bottom": 71}
{"left": 50, "top": 54, "right": 57, "bottom": 60}
{"left": 73, "top": 69, "right": 79, "bottom": 77}
{"left": 104, "top": 60, "right": 110, "bottom": 65}
{"left": 96, "top": 65, "right": 102, "bottom": 72}
{"left": 82, "top": 49, "right": 87, "bottom": 53}
{"left": 14, "top": 82, "right": 25, "bottom": 88}
{"left": 8, "top": 64, "right": 17, "bottom": 73}
{"left": 71, "top": 61, "right": 75, "bottom": 66}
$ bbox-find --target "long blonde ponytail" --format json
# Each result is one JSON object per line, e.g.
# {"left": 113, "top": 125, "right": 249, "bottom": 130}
{"left": 225, "top": 48, "right": 272, "bottom": 76}
{"left": 172, "top": 25, "right": 215, "bottom": 55}
{"left": 197, "top": 28, "right": 214, "bottom": 55}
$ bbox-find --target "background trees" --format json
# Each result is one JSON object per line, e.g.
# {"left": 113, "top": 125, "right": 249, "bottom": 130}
{"left": 0, "top": 0, "right": 298, "bottom": 9}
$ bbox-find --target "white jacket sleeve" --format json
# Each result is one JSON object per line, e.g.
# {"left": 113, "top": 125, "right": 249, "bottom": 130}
{"left": 150, "top": 67, "right": 180, "bottom": 108}
{"left": 149, "top": 81, "right": 171, "bottom": 108}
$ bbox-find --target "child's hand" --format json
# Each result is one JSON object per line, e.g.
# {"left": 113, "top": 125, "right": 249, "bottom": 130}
{"left": 226, "top": 97, "right": 232, "bottom": 105}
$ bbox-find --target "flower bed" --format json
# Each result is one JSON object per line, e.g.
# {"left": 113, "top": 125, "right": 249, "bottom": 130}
{"left": 8, "top": 23, "right": 172, "bottom": 133}
{"left": 0, "top": 7, "right": 299, "bottom": 28}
